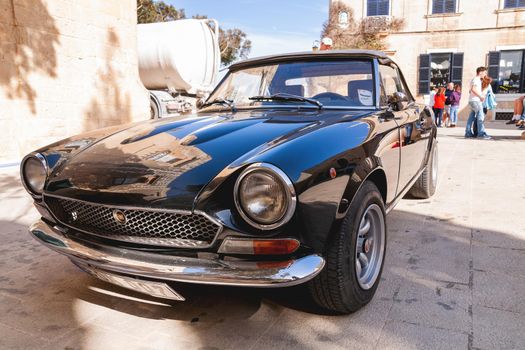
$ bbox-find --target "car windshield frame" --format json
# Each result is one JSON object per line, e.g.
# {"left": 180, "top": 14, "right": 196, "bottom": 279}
{"left": 201, "top": 57, "right": 379, "bottom": 112}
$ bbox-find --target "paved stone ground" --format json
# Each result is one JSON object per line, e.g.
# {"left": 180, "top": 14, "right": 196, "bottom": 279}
{"left": 0, "top": 122, "right": 524, "bottom": 350}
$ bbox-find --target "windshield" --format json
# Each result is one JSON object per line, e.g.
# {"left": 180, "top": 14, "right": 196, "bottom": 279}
{"left": 206, "top": 59, "right": 376, "bottom": 110}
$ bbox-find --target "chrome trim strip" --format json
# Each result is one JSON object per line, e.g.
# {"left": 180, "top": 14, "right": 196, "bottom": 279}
{"left": 30, "top": 220, "right": 325, "bottom": 288}
{"left": 233, "top": 163, "right": 297, "bottom": 230}
{"left": 42, "top": 193, "right": 223, "bottom": 249}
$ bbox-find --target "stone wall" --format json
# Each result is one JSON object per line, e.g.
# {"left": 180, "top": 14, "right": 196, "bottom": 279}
{"left": 0, "top": 0, "right": 149, "bottom": 162}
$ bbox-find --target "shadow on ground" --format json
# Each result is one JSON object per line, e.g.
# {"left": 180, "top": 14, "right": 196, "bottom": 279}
{"left": 1, "top": 202, "right": 523, "bottom": 349}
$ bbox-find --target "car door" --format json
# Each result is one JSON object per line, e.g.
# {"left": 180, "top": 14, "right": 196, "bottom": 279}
{"left": 379, "top": 64, "right": 430, "bottom": 192}
{"left": 379, "top": 64, "right": 406, "bottom": 197}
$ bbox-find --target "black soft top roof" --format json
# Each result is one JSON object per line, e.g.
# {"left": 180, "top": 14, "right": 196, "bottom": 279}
{"left": 229, "top": 50, "right": 393, "bottom": 71}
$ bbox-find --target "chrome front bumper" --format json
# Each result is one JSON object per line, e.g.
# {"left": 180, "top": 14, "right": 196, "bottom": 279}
{"left": 29, "top": 220, "right": 325, "bottom": 287}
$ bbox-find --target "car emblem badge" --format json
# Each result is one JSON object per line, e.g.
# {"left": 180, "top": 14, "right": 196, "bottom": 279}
{"left": 71, "top": 211, "right": 78, "bottom": 221}
{"left": 113, "top": 210, "right": 127, "bottom": 224}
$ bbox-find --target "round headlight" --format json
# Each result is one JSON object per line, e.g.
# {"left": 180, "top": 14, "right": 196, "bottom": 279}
{"left": 234, "top": 163, "right": 296, "bottom": 230}
{"left": 21, "top": 153, "right": 48, "bottom": 195}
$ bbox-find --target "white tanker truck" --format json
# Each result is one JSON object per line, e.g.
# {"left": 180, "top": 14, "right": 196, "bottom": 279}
{"left": 137, "top": 19, "right": 221, "bottom": 118}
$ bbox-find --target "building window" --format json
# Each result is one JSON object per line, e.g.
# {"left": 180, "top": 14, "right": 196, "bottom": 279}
{"left": 367, "top": 0, "right": 389, "bottom": 16}
{"left": 490, "top": 50, "right": 525, "bottom": 93}
{"left": 432, "top": 0, "right": 457, "bottom": 14}
{"left": 430, "top": 53, "right": 452, "bottom": 89}
{"left": 419, "top": 52, "right": 463, "bottom": 94}
{"left": 504, "top": 0, "right": 525, "bottom": 8}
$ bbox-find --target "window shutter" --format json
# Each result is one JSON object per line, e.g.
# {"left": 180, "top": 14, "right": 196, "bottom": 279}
{"left": 419, "top": 54, "right": 431, "bottom": 95}
{"left": 378, "top": 0, "right": 389, "bottom": 15}
{"left": 432, "top": 0, "right": 442, "bottom": 13}
{"left": 445, "top": 0, "right": 457, "bottom": 13}
{"left": 433, "top": 0, "right": 456, "bottom": 13}
{"left": 451, "top": 52, "right": 463, "bottom": 86}
{"left": 487, "top": 51, "right": 501, "bottom": 92}
{"left": 368, "top": 0, "right": 389, "bottom": 16}
{"left": 504, "top": 0, "right": 525, "bottom": 8}
{"left": 367, "top": 0, "right": 377, "bottom": 16}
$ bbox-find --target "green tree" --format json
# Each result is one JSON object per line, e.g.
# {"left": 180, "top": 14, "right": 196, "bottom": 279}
{"left": 193, "top": 14, "right": 251, "bottom": 66}
{"left": 219, "top": 28, "right": 251, "bottom": 65}
{"left": 137, "top": 0, "right": 185, "bottom": 23}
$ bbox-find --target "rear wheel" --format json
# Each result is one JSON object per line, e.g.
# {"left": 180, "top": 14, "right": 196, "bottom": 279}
{"left": 150, "top": 96, "right": 160, "bottom": 119}
{"left": 308, "top": 181, "right": 386, "bottom": 314}
{"left": 408, "top": 142, "right": 438, "bottom": 199}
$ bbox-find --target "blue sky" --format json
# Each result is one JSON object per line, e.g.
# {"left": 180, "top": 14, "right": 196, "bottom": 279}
{"left": 167, "top": 0, "right": 329, "bottom": 58}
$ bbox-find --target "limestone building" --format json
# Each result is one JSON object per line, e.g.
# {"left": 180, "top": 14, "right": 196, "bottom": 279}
{"left": 331, "top": 0, "right": 525, "bottom": 119}
{"left": 0, "top": 0, "right": 149, "bottom": 163}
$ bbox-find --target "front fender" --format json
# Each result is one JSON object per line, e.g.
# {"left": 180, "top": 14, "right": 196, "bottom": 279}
{"left": 296, "top": 154, "right": 384, "bottom": 253}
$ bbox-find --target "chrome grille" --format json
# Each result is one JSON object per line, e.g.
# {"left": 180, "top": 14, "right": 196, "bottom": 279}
{"left": 43, "top": 195, "right": 221, "bottom": 248}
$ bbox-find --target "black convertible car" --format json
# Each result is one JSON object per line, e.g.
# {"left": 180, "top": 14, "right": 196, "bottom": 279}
{"left": 22, "top": 50, "right": 437, "bottom": 314}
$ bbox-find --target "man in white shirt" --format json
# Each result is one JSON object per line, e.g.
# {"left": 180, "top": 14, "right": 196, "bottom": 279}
{"left": 465, "top": 67, "right": 490, "bottom": 139}
{"left": 428, "top": 87, "right": 437, "bottom": 109}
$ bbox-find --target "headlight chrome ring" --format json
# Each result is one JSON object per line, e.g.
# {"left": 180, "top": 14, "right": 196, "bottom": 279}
{"left": 234, "top": 163, "right": 296, "bottom": 230}
{"left": 20, "top": 152, "right": 48, "bottom": 197}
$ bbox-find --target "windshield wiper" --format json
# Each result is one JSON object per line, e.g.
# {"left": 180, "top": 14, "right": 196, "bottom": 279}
{"left": 249, "top": 93, "right": 323, "bottom": 109}
{"left": 201, "top": 98, "right": 237, "bottom": 112}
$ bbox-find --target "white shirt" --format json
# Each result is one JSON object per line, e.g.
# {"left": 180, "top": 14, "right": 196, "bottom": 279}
{"left": 428, "top": 91, "right": 436, "bottom": 107}
{"left": 469, "top": 77, "right": 482, "bottom": 102}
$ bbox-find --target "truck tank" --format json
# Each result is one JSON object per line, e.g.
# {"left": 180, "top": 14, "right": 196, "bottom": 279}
{"left": 137, "top": 19, "right": 220, "bottom": 96}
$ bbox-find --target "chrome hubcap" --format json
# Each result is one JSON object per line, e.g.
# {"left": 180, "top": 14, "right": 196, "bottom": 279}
{"left": 355, "top": 204, "right": 385, "bottom": 290}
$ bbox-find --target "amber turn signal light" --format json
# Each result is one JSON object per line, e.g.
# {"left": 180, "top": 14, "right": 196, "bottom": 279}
{"left": 218, "top": 238, "right": 300, "bottom": 255}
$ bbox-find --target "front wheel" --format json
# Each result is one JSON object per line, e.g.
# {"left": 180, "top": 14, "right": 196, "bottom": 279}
{"left": 308, "top": 181, "right": 387, "bottom": 314}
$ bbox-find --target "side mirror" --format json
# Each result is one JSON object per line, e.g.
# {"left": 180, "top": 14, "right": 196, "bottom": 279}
{"left": 196, "top": 98, "right": 206, "bottom": 109}
{"left": 388, "top": 92, "right": 409, "bottom": 111}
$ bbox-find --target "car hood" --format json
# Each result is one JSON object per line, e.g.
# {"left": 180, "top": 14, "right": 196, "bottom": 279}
{"left": 45, "top": 109, "right": 370, "bottom": 210}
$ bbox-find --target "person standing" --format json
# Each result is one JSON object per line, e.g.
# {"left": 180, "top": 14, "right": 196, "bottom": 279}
{"left": 320, "top": 37, "right": 333, "bottom": 51}
{"left": 465, "top": 67, "right": 490, "bottom": 139}
{"left": 448, "top": 84, "right": 461, "bottom": 127}
{"left": 433, "top": 87, "right": 446, "bottom": 127}
{"left": 428, "top": 87, "right": 437, "bottom": 111}
{"left": 444, "top": 82, "right": 454, "bottom": 127}
{"left": 482, "top": 76, "right": 497, "bottom": 115}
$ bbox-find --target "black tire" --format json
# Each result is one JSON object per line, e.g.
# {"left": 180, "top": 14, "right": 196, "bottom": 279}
{"left": 308, "top": 181, "right": 387, "bottom": 314}
{"left": 408, "top": 142, "right": 438, "bottom": 199}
